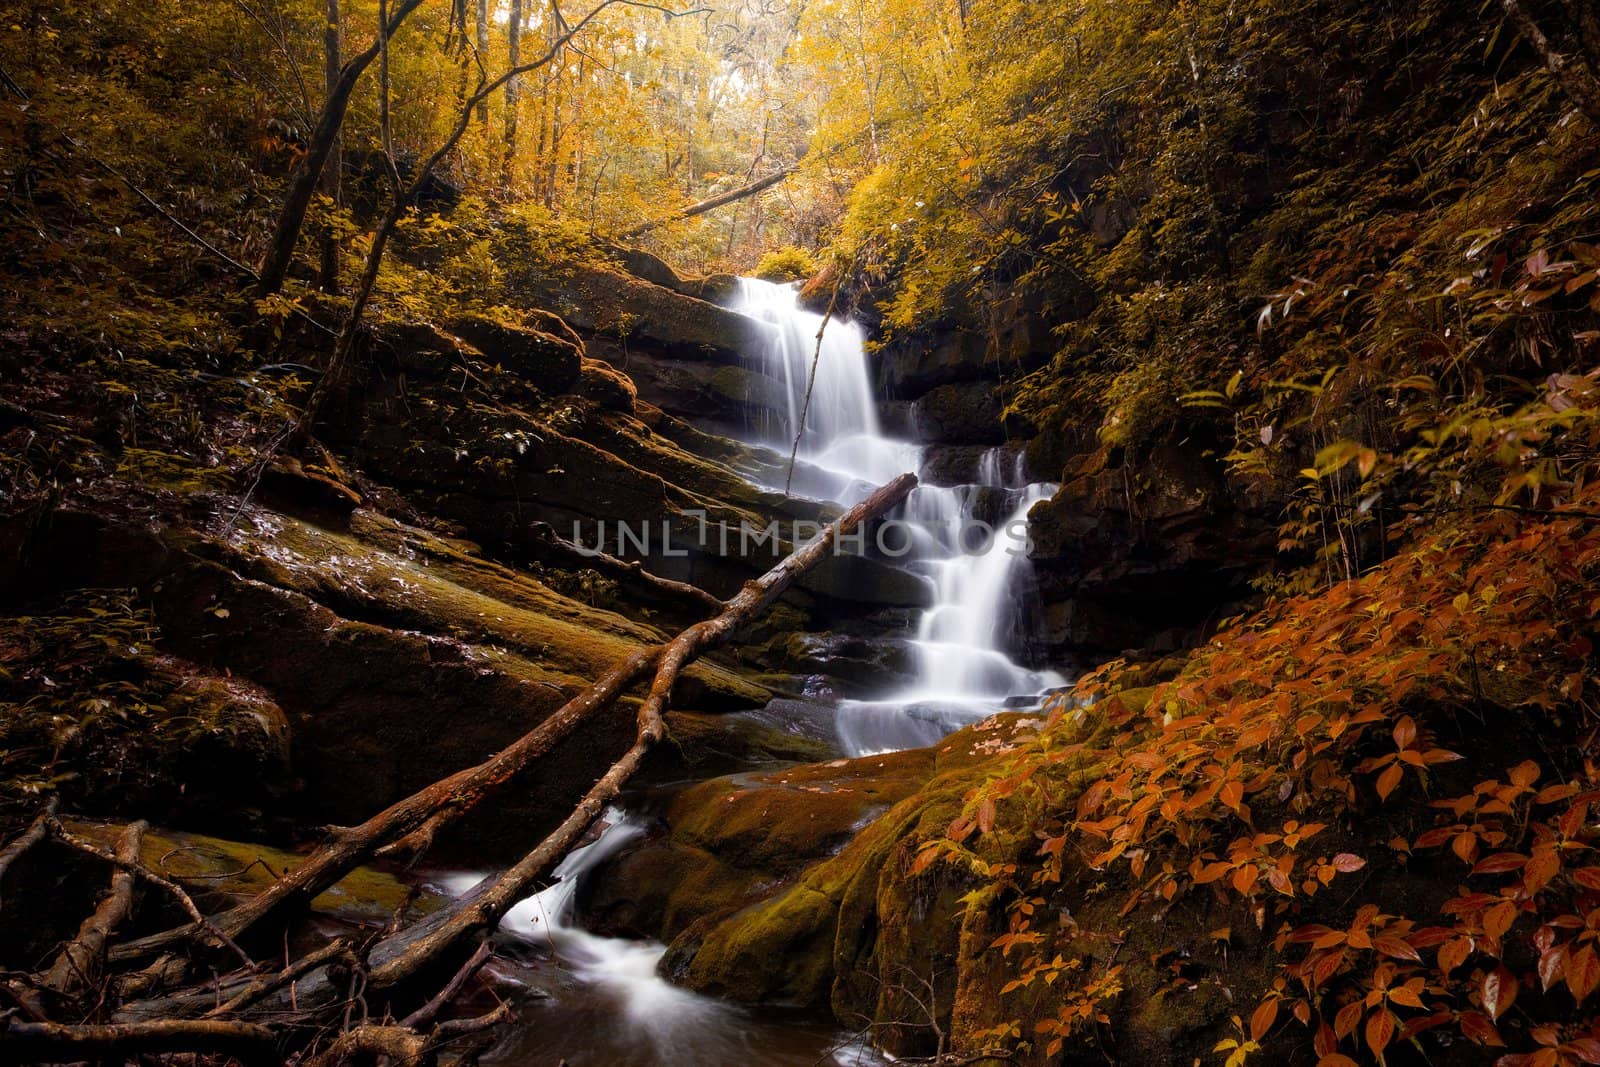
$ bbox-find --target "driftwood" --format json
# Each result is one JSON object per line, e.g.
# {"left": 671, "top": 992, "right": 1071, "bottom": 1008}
{"left": 40, "top": 820, "right": 146, "bottom": 996}
{"left": 69, "top": 471, "right": 913, "bottom": 1061}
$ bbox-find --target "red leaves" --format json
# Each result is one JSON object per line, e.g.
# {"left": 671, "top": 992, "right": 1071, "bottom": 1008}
{"left": 1438, "top": 936, "right": 1472, "bottom": 975}
{"left": 1483, "top": 899, "right": 1519, "bottom": 941}
{"left": 1249, "top": 998, "right": 1277, "bottom": 1043}
{"left": 1331, "top": 853, "right": 1366, "bottom": 873}
{"left": 1475, "top": 853, "right": 1530, "bottom": 875}
{"left": 1482, "top": 965, "right": 1518, "bottom": 1022}
{"left": 1373, "top": 935, "right": 1421, "bottom": 963}
{"left": 1376, "top": 762, "right": 1404, "bottom": 801}
{"left": 1364, "top": 1009, "right": 1395, "bottom": 1060}
{"left": 1568, "top": 945, "right": 1600, "bottom": 1004}
{"left": 1460, "top": 1010, "right": 1506, "bottom": 1047}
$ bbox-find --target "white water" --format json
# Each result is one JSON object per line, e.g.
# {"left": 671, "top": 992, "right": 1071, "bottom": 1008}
{"left": 443, "top": 812, "right": 879, "bottom": 1066}
{"left": 476, "top": 280, "right": 1064, "bottom": 1063}
{"left": 437, "top": 812, "right": 729, "bottom": 1042}
{"left": 730, "top": 277, "right": 1066, "bottom": 754}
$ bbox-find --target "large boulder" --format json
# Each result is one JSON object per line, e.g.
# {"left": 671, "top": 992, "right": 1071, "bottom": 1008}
{"left": 527, "top": 266, "right": 756, "bottom": 363}
{"left": 447, "top": 311, "right": 583, "bottom": 394}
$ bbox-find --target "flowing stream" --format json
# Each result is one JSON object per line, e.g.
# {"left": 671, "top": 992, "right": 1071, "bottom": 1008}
{"left": 730, "top": 277, "right": 1066, "bottom": 753}
{"left": 473, "top": 277, "right": 1064, "bottom": 1065}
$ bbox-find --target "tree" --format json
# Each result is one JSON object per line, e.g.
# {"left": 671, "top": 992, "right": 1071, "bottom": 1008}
{"left": 255, "top": 0, "right": 428, "bottom": 298}
{"left": 504, "top": 0, "right": 524, "bottom": 186}
{"left": 1500, "top": 0, "right": 1600, "bottom": 122}
{"left": 317, "top": 0, "right": 341, "bottom": 293}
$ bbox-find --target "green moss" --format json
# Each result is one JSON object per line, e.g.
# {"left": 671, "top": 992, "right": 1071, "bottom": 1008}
{"left": 67, "top": 819, "right": 439, "bottom": 925}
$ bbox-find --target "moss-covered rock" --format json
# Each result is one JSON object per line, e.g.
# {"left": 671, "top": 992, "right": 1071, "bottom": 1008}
{"left": 66, "top": 818, "right": 439, "bottom": 926}
{"left": 447, "top": 310, "right": 583, "bottom": 393}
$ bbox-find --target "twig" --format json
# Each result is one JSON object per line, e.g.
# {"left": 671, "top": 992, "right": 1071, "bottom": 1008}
{"left": 204, "top": 940, "right": 354, "bottom": 1019}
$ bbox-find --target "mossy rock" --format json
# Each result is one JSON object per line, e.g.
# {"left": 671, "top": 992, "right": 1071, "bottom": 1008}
{"left": 574, "top": 357, "right": 638, "bottom": 413}
{"left": 66, "top": 818, "right": 439, "bottom": 926}
{"left": 448, "top": 311, "right": 583, "bottom": 393}
{"left": 665, "top": 710, "right": 1107, "bottom": 1012}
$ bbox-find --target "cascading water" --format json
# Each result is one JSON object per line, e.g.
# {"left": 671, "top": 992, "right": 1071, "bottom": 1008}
{"left": 730, "top": 278, "right": 1066, "bottom": 754}
{"left": 476, "top": 279, "right": 1064, "bottom": 1065}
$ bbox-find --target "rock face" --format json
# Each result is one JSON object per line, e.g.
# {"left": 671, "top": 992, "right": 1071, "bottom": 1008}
{"left": 1027, "top": 437, "right": 1277, "bottom": 655}
{"left": 27, "top": 503, "right": 769, "bottom": 851}
{"left": 447, "top": 311, "right": 583, "bottom": 393}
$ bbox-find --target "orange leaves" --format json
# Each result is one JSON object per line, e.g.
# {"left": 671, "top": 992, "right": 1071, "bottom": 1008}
{"left": 1249, "top": 997, "right": 1278, "bottom": 1042}
{"left": 1364, "top": 1008, "right": 1395, "bottom": 1061}
{"left": 1482, "top": 964, "right": 1518, "bottom": 1022}
{"left": 1568, "top": 945, "right": 1600, "bottom": 1005}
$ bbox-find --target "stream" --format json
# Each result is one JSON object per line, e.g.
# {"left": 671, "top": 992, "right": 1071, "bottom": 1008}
{"left": 460, "top": 277, "right": 1066, "bottom": 1065}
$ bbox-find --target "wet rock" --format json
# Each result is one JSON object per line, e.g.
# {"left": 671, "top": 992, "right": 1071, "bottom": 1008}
{"left": 1028, "top": 440, "right": 1276, "bottom": 654}
{"left": 588, "top": 746, "right": 937, "bottom": 947}
{"left": 447, "top": 311, "right": 583, "bottom": 394}
{"left": 876, "top": 330, "right": 992, "bottom": 399}
{"left": 527, "top": 266, "right": 756, "bottom": 363}
{"left": 663, "top": 713, "right": 1060, "bottom": 1009}
{"left": 911, "top": 382, "right": 1005, "bottom": 445}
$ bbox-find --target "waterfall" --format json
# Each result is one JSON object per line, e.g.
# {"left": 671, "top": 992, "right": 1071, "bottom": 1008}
{"left": 475, "top": 280, "right": 1064, "bottom": 1063}
{"left": 729, "top": 278, "right": 1066, "bottom": 754}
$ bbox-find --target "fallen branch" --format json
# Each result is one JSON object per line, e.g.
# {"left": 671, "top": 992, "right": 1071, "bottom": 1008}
{"left": 529, "top": 520, "right": 723, "bottom": 612}
{"left": 48, "top": 818, "right": 255, "bottom": 971}
{"left": 622, "top": 165, "right": 798, "bottom": 239}
{"left": 365, "top": 471, "right": 918, "bottom": 987}
{"left": 399, "top": 940, "right": 493, "bottom": 1029}
{"left": 0, "top": 796, "right": 57, "bottom": 907}
{"left": 40, "top": 820, "right": 146, "bottom": 996}
{"left": 119, "top": 471, "right": 916, "bottom": 1021}
{"left": 109, "top": 649, "right": 661, "bottom": 968}
{"left": 300, "top": 1003, "right": 512, "bottom": 1067}
{"left": 203, "top": 939, "right": 355, "bottom": 1019}
{"left": 0, "top": 1018, "right": 277, "bottom": 1063}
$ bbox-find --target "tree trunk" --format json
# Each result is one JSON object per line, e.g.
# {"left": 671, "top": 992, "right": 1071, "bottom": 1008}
{"left": 317, "top": 0, "right": 341, "bottom": 293}
{"left": 1502, "top": 0, "right": 1600, "bottom": 122}
{"left": 503, "top": 0, "right": 523, "bottom": 186}
{"left": 255, "top": 0, "right": 426, "bottom": 298}
{"left": 474, "top": 0, "right": 489, "bottom": 124}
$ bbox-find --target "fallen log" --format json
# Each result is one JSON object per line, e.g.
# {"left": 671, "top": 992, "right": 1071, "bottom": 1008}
{"left": 117, "top": 471, "right": 916, "bottom": 1022}
{"left": 40, "top": 820, "right": 145, "bottom": 996}
{"left": 369, "top": 471, "right": 917, "bottom": 986}
{"left": 621, "top": 165, "right": 798, "bottom": 239}
{"left": 0, "top": 1019, "right": 278, "bottom": 1063}
{"left": 109, "top": 646, "right": 663, "bottom": 965}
